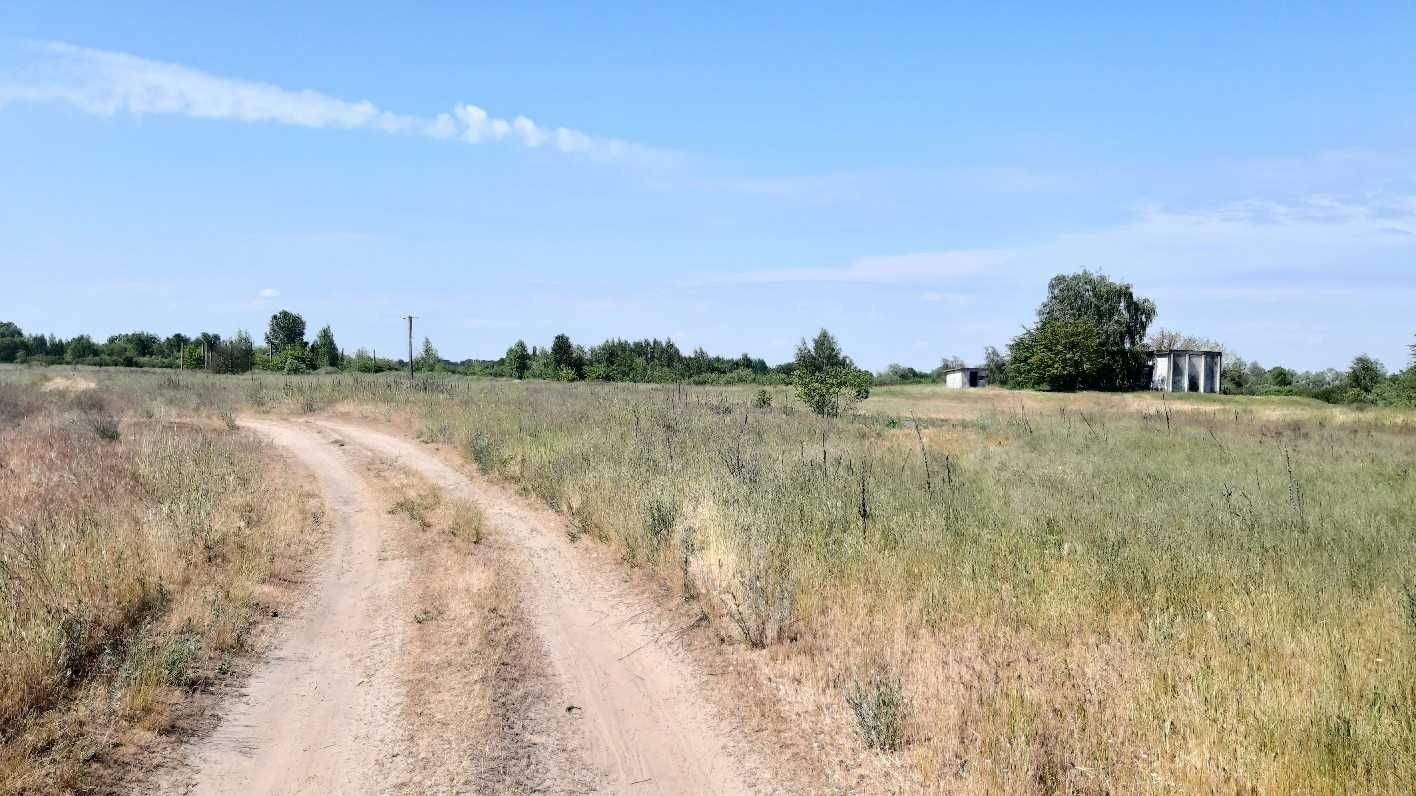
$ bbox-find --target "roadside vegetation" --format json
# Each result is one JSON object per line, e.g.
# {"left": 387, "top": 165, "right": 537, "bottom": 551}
{"left": 0, "top": 372, "right": 310, "bottom": 792}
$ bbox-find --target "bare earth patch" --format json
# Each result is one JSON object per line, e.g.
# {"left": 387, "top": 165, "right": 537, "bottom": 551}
{"left": 38, "top": 376, "right": 95, "bottom": 393}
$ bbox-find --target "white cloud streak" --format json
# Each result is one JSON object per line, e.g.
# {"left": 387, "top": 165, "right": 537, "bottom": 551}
{"left": 0, "top": 41, "right": 667, "bottom": 164}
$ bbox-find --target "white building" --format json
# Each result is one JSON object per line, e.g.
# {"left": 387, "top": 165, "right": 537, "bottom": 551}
{"left": 943, "top": 367, "right": 986, "bottom": 389}
{"left": 1150, "top": 350, "right": 1222, "bottom": 393}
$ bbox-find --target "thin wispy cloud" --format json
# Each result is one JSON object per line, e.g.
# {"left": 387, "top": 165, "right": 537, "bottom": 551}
{"left": 701, "top": 197, "right": 1416, "bottom": 286}
{"left": 0, "top": 41, "right": 670, "bottom": 164}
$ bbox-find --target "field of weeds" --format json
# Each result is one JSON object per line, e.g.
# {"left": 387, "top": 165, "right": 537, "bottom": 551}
{"left": 0, "top": 369, "right": 310, "bottom": 792}
{"left": 6, "top": 365, "right": 1416, "bottom": 792}
{"left": 277, "top": 370, "right": 1416, "bottom": 792}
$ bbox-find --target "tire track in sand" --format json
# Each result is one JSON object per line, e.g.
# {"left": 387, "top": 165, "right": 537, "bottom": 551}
{"left": 314, "top": 419, "right": 760, "bottom": 796}
{"left": 160, "top": 418, "right": 412, "bottom": 794}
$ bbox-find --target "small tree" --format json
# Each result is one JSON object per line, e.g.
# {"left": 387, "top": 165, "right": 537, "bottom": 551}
{"left": 929, "top": 355, "right": 966, "bottom": 381}
{"left": 794, "top": 329, "right": 850, "bottom": 374}
{"left": 1221, "top": 355, "right": 1250, "bottom": 393}
{"left": 505, "top": 340, "right": 531, "bottom": 379}
{"left": 311, "top": 325, "right": 341, "bottom": 369}
{"left": 418, "top": 337, "right": 440, "bottom": 372}
{"left": 210, "top": 330, "right": 254, "bottom": 374}
{"left": 983, "top": 346, "right": 1009, "bottom": 387}
{"left": 792, "top": 329, "right": 872, "bottom": 416}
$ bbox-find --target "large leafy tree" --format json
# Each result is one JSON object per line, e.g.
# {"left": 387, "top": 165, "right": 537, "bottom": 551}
{"left": 265, "top": 310, "right": 307, "bottom": 351}
{"left": 1346, "top": 354, "right": 1387, "bottom": 393}
{"left": 1008, "top": 271, "right": 1157, "bottom": 391}
{"left": 311, "top": 325, "right": 341, "bottom": 368}
{"left": 108, "top": 331, "right": 161, "bottom": 358}
{"left": 65, "top": 335, "right": 97, "bottom": 361}
{"left": 549, "top": 333, "right": 582, "bottom": 378}
{"left": 1007, "top": 318, "right": 1103, "bottom": 392}
{"left": 0, "top": 321, "right": 24, "bottom": 362}
{"left": 163, "top": 333, "right": 191, "bottom": 357}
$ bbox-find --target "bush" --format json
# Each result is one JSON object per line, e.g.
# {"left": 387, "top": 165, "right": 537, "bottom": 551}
{"left": 752, "top": 389, "right": 773, "bottom": 409}
{"left": 847, "top": 670, "right": 908, "bottom": 752}
{"left": 642, "top": 495, "right": 678, "bottom": 549}
{"left": 794, "top": 366, "right": 871, "bottom": 417}
{"left": 467, "top": 431, "right": 497, "bottom": 473}
{"left": 91, "top": 416, "right": 121, "bottom": 441}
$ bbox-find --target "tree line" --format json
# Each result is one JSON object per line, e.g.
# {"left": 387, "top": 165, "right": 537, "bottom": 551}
{"left": 0, "top": 312, "right": 353, "bottom": 375}
{"left": 482, "top": 335, "right": 780, "bottom": 384}
{"left": 4, "top": 272, "right": 1413, "bottom": 408}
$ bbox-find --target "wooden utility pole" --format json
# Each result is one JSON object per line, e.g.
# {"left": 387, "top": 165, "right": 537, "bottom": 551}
{"left": 403, "top": 315, "right": 417, "bottom": 380}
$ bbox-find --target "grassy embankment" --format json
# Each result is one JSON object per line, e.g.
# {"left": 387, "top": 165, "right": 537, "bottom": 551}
{"left": 0, "top": 370, "right": 310, "bottom": 792}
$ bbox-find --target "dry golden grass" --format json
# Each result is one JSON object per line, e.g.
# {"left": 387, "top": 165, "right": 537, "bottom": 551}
{"left": 6, "top": 365, "right": 1415, "bottom": 792}
{"left": 263, "top": 372, "right": 1415, "bottom": 793}
{"left": 0, "top": 375, "right": 310, "bottom": 793}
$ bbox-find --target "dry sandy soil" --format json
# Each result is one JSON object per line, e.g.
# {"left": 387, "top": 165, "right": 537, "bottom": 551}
{"left": 147, "top": 416, "right": 791, "bottom": 795}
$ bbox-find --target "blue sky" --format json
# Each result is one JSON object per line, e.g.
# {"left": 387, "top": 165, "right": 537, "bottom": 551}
{"left": 2, "top": 2, "right": 1414, "bottom": 372}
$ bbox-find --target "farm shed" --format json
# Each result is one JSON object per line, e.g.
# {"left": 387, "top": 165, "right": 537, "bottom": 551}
{"left": 1149, "top": 350, "right": 1222, "bottom": 393}
{"left": 943, "top": 367, "right": 986, "bottom": 389}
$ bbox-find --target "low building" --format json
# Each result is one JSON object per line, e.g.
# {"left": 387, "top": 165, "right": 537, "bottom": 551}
{"left": 1149, "top": 350, "right": 1222, "bottom": 393}
{"left": 943, "top": 367, "right": 986, "bottom": 389}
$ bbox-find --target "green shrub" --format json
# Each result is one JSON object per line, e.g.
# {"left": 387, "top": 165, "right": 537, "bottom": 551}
{"left": 794, "top": 366, "right": 871, "bottom": 416}
{"left": 847, "top": 670, "right": 908, "bottom": 752}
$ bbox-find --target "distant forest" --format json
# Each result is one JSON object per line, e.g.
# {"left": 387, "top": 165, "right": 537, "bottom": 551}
{"left": 4, "top": 270, "right": 1414, "bottom": 407}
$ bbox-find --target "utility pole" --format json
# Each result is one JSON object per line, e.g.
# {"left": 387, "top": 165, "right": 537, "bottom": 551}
{"left": 403, "top": 315, "right": 417, "bottom": 380}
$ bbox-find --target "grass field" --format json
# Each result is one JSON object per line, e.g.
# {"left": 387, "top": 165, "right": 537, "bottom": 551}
{"left": 0, "top": 370, "right": 311, "bottom": 791}
{"left": 4, "top": 364, "right": 1415, "bottom": 792}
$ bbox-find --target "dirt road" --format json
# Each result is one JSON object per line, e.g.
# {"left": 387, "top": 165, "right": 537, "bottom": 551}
{"left": 159, "top": 418, "right": 413, "bottom": 793}
{"left": 159, "top": 417, "right": 762, "bottom": 794}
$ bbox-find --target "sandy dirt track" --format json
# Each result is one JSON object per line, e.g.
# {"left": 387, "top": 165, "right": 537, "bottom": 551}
{"left": 155, "top": 416, "right": 764, "bottom": 794}
{"left": 314, "top": 419, "right": 758, "bottom": 795}
{"left": 158, "top": 418, "right": 413, "bottom": 793}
